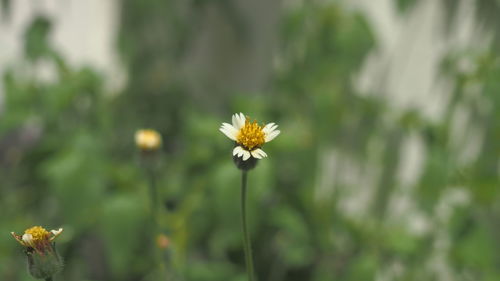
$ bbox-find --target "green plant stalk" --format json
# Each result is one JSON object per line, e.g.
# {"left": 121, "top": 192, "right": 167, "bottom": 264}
{"left": 241, "top": 171, "right": 256, "bottom": 281}
{"left": 148, "top": 167, "right": 158, "bottom": 225}
{"left": 146, "top": 165, "right": 168, "bottom": 279}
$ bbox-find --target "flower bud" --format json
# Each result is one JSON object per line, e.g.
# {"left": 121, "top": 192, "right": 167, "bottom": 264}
{"left": 135, "top": 129, "right": 162, "bottom": 152}
{"left": 12, "top": 226, "right": 64, "bottom": 280}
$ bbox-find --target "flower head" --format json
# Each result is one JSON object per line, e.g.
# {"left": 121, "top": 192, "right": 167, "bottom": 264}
{"left": 135, "top": 129, "right": 162, "bottom": 152}
{"left": 220, "top": 113, "right": 280, "bottom": 165}
{"left": 11, "top": 226, "right": 64, "bottom": 279}
{"left": 11, "top": 226, "right": 63, "bottom": 253}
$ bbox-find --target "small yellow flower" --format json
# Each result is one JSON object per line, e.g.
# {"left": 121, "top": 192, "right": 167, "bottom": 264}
{"left": 11, "top": 226, "right": 63, "bottom": 252}
{"left": 135, "top": 129, "right": 162, "bottom": 151}
{"left": 220, "top": 113, "right": 280, "bottom": 161}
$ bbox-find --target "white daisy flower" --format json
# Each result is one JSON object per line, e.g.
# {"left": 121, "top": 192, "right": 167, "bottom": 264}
{"left": 220, "top": 112, "right": 280, "bottom": 161}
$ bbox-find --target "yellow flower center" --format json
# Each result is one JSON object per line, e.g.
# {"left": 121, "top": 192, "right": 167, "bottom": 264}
{"left": 25, "top": 226, "right": 50, "bottom": 242}
{"left": 237, "top": 119, "right": 265, "bottom": 150}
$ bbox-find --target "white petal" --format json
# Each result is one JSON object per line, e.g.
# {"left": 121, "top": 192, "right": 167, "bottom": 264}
{"left": 231, "top": 114, "right": 239, "bottom": 128}
{"left": 251, "top": 148, "right": 267, "bottom": 159}
{"left": 258, "top": 149, "right": 268, "bottom": 158}
{"left": 234, "top": 113, "right": 245, "bottom": 130}
{"left": 51, "top": 228, "right": 63, "bottom": 236}
{"left": 232, "top": 113, "right": 243, "bottom": 129}
{"left": 22, "top": 234, "right": 33, "bottom": 244}
{"left": 263, "top": 123, "right": 278, "bottom": 134}
{"left": 265, "top": 130, "right": 280, "bottom": 142}
{"left": 221, "top": 123, "right": 234, "bottom": 128}
{"left": 233, "top": 146, "right": 243, "bottom": 156}
{"left": 221, "top": 122, "right": 235, "bottom": 129}
{"left": 251, "top": 151, "right": 262, "bottom": 159}
{"left": 242, "top": 150, "right": 251, "bottom": 161}
{"left": 238, "top": 149, "right": 245, "bottom": 157}
{"left": 220, "top": 124, "right": 238, "bottom": 139}
{"left": 50, "top": 228, "right": 63, "bottom": 241}
{"left": 220, "top": 123, "right": 238, "bottom": 140}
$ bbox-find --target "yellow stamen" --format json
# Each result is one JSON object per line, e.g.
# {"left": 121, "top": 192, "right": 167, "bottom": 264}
{"left": 25, "top": 226, "right": 50, "bottom": 242}
{"left": 237, "top": 118, "right": 265, "bottom": 150}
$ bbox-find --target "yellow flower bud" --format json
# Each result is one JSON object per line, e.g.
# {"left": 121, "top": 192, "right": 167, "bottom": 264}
{"left": 135, "top": 129, "right": 162, "bottom": 152}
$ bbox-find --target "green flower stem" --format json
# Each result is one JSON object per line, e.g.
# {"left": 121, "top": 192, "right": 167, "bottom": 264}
{"left": 145, "top": 164, "right": 168, "bottom": 278}
{"left": 241, "top": 171, "right": 256, "bottom": 281}
{"left": 147, "top": 166, "right": 158, "bottom": 224}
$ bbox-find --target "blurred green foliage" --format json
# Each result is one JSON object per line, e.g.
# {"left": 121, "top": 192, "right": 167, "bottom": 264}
{"left": 1, "top": 1, "right": 500, "bottom": 281}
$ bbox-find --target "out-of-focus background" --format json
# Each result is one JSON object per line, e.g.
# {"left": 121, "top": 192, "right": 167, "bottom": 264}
{"left": 1, "top": 0, "right": 499, "bottom": 280}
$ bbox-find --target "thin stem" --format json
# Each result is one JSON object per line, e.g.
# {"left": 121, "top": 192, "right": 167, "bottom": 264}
{"left": 145, "top": 164, "right": 168, "bottom": 279}
{"left": 147, "top": 166, "right": 158, "bottom": 224}
{"left": 241, "top": 171, "right": 256, "bottom": 281}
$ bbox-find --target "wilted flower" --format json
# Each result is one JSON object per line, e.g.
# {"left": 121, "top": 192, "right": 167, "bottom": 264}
{"left": 12, "top": 226, "right": 63, "bottom": 252}
{"left": 135, "top": 129, "right": 162, "bottom": 152}
{"left": 12, "top": 226, "right": 64, "bottom": 279}
{"left": 220, "top": 112, "right": 280, "bottom": 170}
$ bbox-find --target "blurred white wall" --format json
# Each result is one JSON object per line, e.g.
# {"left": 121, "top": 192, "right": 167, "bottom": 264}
{"left": 354, "top": 0, "right": 488, "bottom": 121}
{"left": 0, "top": 0, "right": 122, "bottom": 110}
{"left": 315, "top": 0, "right": 487, "bottom": 223}
{"left": 347, "top": 1, "right": 487, "bottom": 280}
